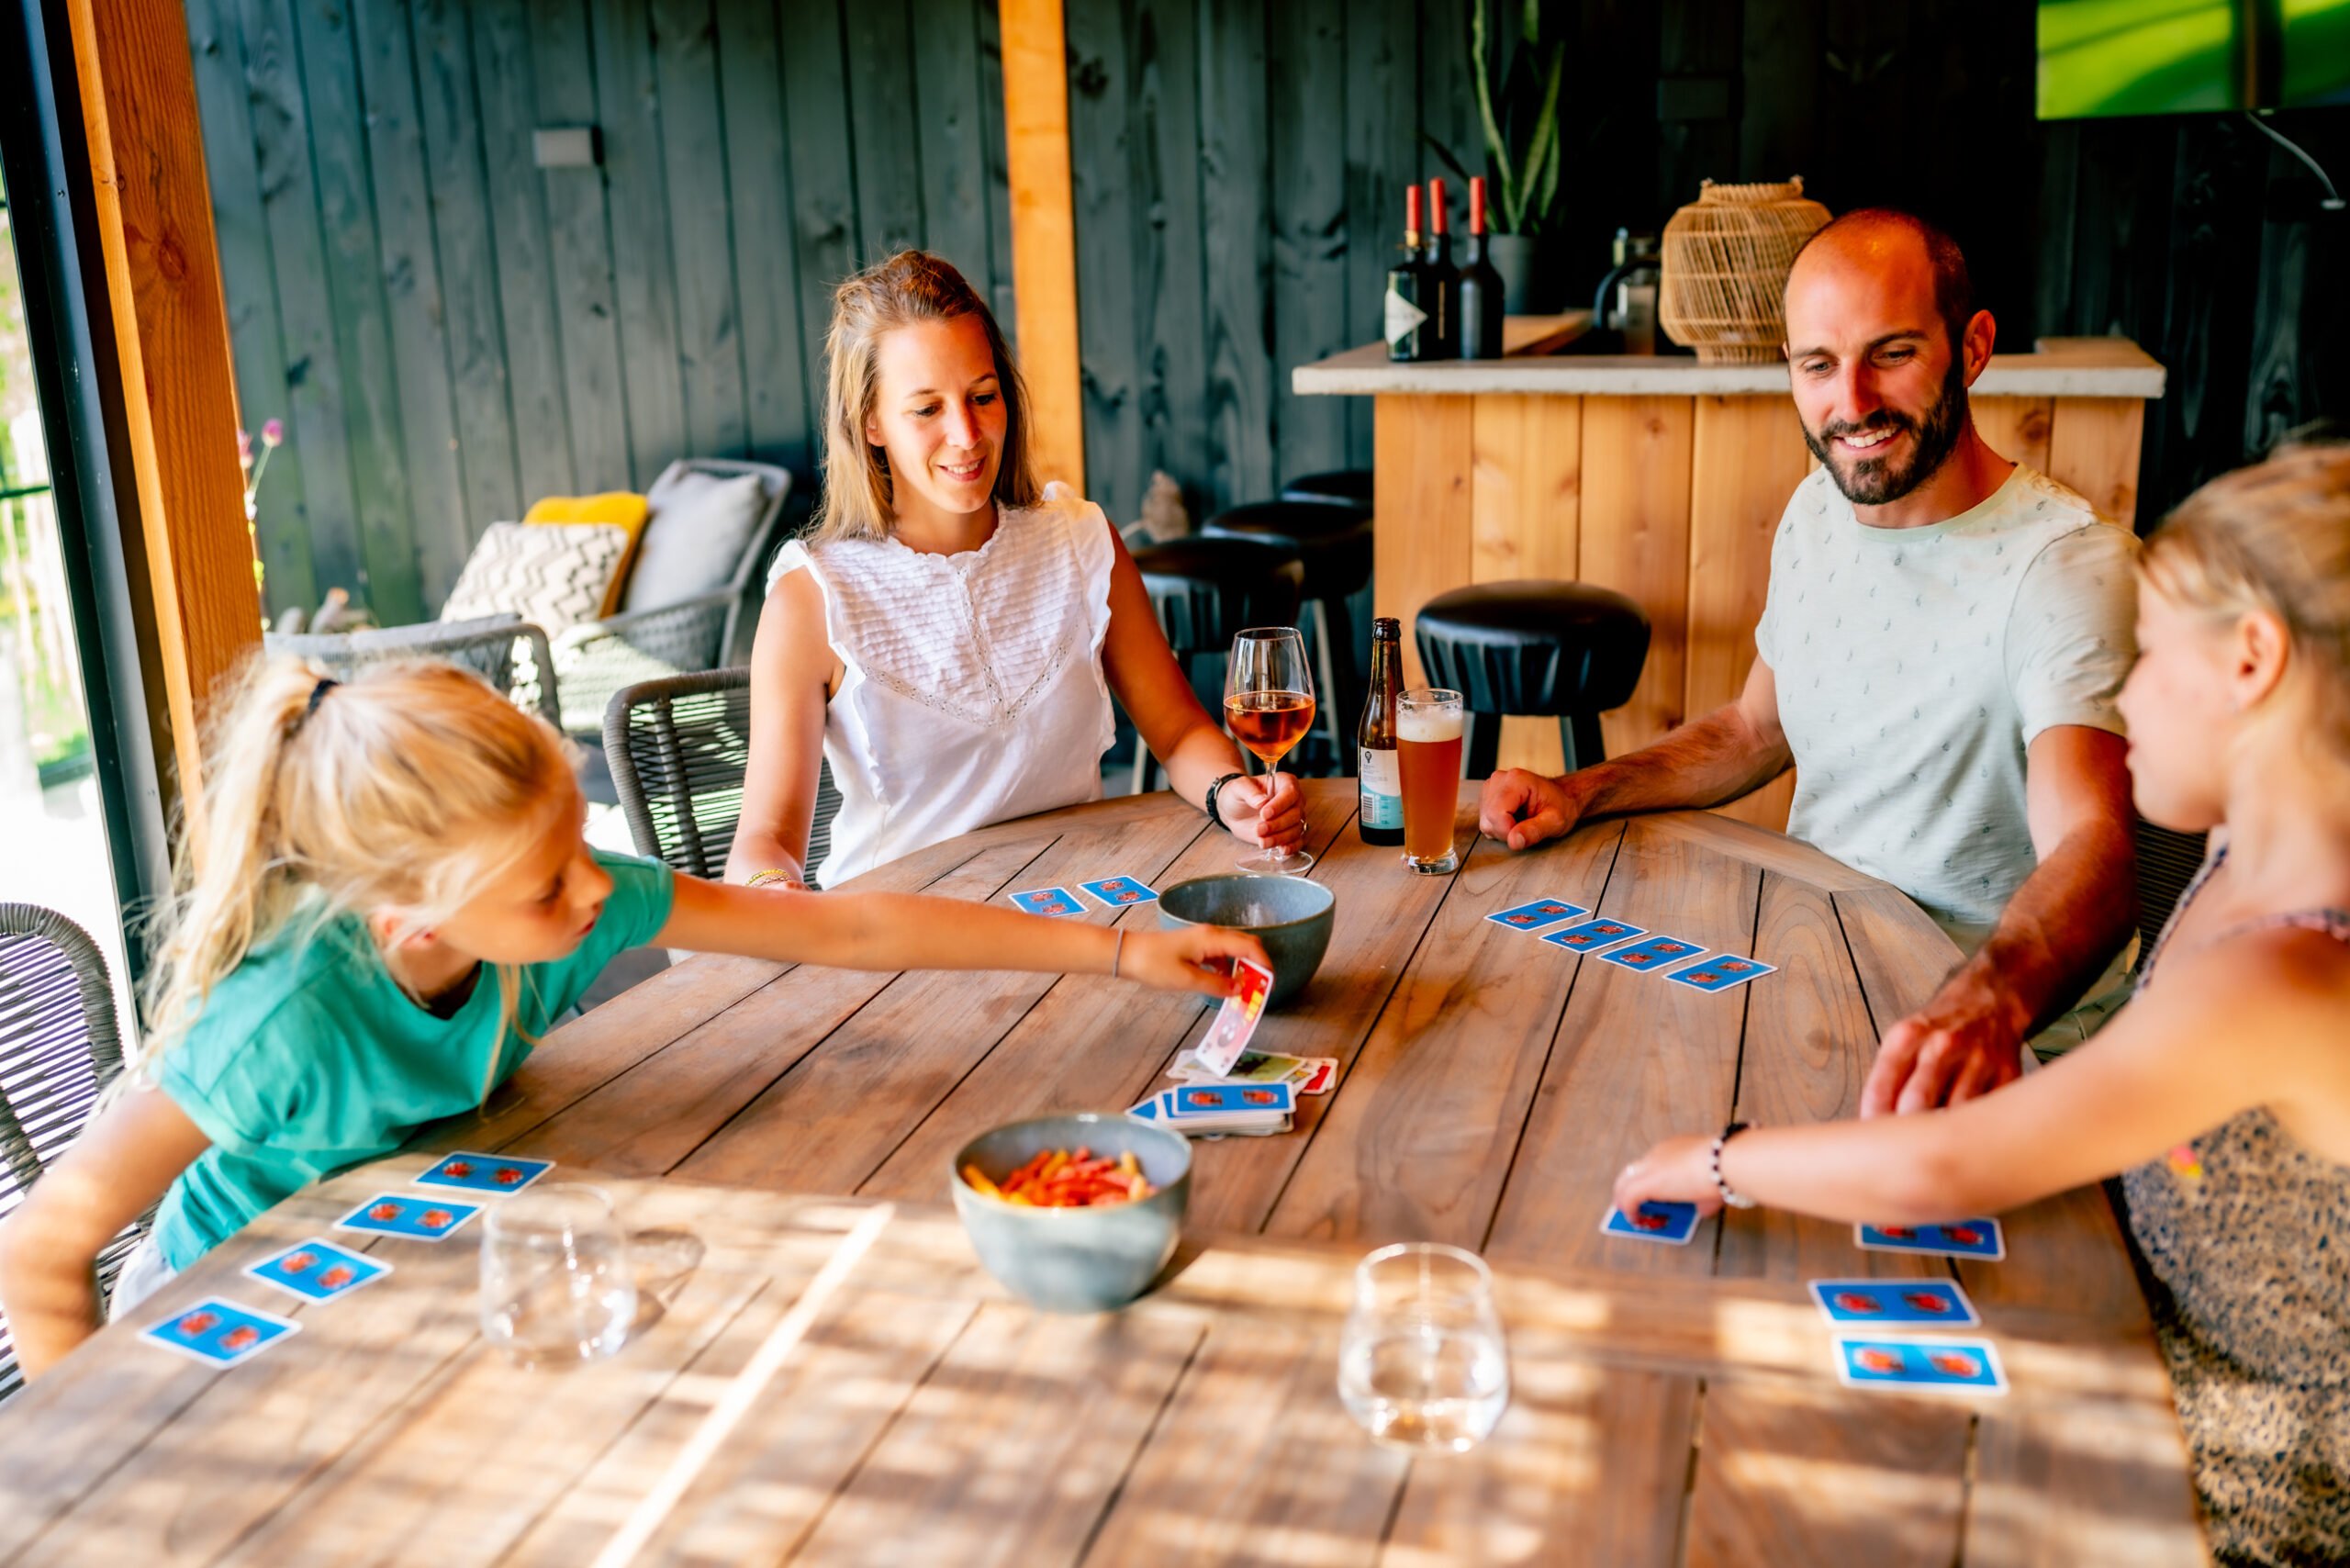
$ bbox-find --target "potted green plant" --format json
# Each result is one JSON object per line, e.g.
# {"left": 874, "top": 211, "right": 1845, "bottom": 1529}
{"left": 1429, "top": 0, "right": 1566, "bottom": 314}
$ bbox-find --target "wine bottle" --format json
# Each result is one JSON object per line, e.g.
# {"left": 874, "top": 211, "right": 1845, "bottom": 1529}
{"left": 1457, "top": 175, "right": 1505, "bottom": 359}
{"left": 1423, "top": 178, "right": 1460, "bottom": 362}
{"left": 1358, "top": 618, "right": 1404, "bottom": 846}
{"left": 1383, "top": 185, "right": 1432, "bottom": 362}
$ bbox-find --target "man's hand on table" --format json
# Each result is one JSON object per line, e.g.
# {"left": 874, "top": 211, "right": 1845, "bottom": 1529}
{"left": 1611, "top": 1134, "right": 1723, "bottom": 1219}
{"left": 1479, "top": 769, "right": 1588, "bottom": 851}
{"left": 1862, "top": 967, "right": 2034, "bottom": 1117}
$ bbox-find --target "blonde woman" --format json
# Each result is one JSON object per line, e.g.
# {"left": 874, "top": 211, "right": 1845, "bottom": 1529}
{"left": 1613, "top": 445, "right": 2350, "bottom": 1566}
{"left": 0, "top": 657, "right": 1267, "bottom": 1380}
{"left": 726, "top": 251, "right": 1304, "bottom": 890}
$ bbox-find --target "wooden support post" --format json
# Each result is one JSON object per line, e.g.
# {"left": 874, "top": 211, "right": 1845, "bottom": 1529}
{"left": 1000, "top": 0, "right": 1086, "bottom": 495}
{"left": 68, "top": 0, "right": 260, "bottom": 825}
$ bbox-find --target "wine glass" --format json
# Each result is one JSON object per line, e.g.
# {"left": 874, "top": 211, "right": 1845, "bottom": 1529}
{"left": 480, "top": 1183, "right": 637, "bottom": 1367}
{"left": 1223, "top": 626, "right": 1316, "bottom": 875}
{"left": 1337, "top": 1242, "right": 1510, "bottom": 1452}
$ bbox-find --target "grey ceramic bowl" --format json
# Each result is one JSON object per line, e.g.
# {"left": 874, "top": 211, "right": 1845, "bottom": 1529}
{"left": 1158, "top": 873, "right": 1336, "bottom": 1007}
{"left": 950, "top": 1113, "right": 1192, "bottom": 1314}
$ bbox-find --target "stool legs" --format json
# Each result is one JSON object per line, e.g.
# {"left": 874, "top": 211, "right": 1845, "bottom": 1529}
{"left": 1465, "top": 712, "right": 1501, "bottom": 780}
{"left": 1564, "top": 711, "right": 1606, "bottom": 773}
{"left": 1456, "top": 711, "right": 1606, "bottom": 781}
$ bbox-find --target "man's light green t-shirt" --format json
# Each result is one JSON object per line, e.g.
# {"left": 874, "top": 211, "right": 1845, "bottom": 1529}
{"left": 152, "top": 851, "right": 674, "bottom": 1269}
{"left": 1753, "top": 464, "right": 2139, "bottom": 949}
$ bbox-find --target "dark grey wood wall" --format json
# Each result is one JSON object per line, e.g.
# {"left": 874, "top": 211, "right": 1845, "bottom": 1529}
{"left": 188, "top": 0, "right": 1013, "bottom": 625}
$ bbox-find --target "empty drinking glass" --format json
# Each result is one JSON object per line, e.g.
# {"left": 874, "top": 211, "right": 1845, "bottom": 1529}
{"left": 480, "top": 1183, "right": 637, "bottom": 1367}
{"left": 1337, "top": 1242, "right": 1509, "bottom": 1452}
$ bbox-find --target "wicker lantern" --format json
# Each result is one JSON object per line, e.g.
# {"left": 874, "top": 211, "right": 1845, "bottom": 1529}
{"left": 1658, "top": 178, "right": 1832, "bottom": 364}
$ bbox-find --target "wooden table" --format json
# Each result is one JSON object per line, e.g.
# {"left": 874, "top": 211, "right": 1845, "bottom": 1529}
{"left": 0, "top": 783, "right": 2206, "bottom": 1564}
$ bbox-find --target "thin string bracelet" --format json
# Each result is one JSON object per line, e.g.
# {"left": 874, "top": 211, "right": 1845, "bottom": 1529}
{"left": 1111, "top": 928, "right": 1126, "bottom": 979}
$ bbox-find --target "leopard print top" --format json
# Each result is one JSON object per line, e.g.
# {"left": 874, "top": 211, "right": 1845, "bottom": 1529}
{"left": 2121, "top": 846, "right": 2350, "bottom": 1567}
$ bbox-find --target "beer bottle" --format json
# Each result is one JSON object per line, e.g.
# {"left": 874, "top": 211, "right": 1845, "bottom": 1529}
{"left": 1359, "top": 618, "right": 1404, "bottom": 846}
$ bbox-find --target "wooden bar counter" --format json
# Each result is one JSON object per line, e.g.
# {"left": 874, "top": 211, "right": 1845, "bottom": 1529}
{"left": 1292, "top": 320, "right": 2165, "bottom": 828}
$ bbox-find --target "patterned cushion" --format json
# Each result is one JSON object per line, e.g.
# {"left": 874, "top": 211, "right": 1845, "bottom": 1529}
{"left": 441, "top": 521, "right": 628, "bottom": 635}
{"left": 522, "top": 491, "right": 649, "bottom": 614}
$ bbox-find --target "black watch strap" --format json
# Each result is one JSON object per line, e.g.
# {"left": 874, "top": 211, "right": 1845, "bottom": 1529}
{"left": 1203, "top": 772, "right": 1245, "bottom": 828}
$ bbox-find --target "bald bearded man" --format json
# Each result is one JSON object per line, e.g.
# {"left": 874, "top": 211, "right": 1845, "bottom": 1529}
{"left": 1480, "top": 208, "right": 2139, "bottom": 1116}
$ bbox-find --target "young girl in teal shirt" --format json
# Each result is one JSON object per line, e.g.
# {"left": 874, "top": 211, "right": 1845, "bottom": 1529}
{"left": 0, "top": 656, "right": 1264, "bottom": 1379}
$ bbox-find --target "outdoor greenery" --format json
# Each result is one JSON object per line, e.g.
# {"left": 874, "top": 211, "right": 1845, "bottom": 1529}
{"left": 1428, "top": 0, "right": 1569, "bottom": 236}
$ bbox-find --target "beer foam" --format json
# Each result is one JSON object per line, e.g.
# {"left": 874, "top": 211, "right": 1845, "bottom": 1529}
{"left": 1397, "top": 706, "right": 1464, "bottom": 744}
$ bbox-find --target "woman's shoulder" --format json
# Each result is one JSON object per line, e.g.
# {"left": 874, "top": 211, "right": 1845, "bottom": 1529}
{"left": 1010, "top": 480, "right": 1113, "bottom": 536}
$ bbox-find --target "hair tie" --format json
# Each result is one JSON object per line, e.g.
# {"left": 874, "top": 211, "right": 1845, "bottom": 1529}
{"left": 292, "top": 676, "right": 339, "bottom": 734}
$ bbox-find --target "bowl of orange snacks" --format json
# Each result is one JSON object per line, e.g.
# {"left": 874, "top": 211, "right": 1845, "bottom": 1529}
{"left": 951, "top": 1113, "right": 1192, "bottom": 1313}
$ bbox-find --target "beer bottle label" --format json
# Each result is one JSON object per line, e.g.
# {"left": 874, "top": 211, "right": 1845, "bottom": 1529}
{"left": 1360, "top": 747, "right": 1404, "bottom": 829}
{"left": 1383, "top": 286, "right": 1427, "bottom": 346}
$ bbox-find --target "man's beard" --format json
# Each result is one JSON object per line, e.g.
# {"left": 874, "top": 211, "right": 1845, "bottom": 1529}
{"left": 1803, "top": 353, "right": 1969, "bottom": 507}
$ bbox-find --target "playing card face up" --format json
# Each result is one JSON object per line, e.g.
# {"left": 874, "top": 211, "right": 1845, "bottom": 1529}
{"left": 1010, "top": 887, "right": 1086, "bottom": 918}
{"left": 1191, "top": 957, "right": 1274, "bottom": 1076}
{"left": 414, "top": 1150, "right": 552, "bottom": 1193}
{"left": 1484, "top": 897, "right": 1588, "bottom": 934}
{"left": 1596, "top": 934, "right": 1707, "bottom": 972}
{"left": 1833, "top": 1336, "right": 2008, "bottom": 1394}
{"left": 1079, "top": 875, "right": 1158, "bottom": 907}
{"left": 140, "top": 1297, "right": 300, "bottom": 1369}
{"left": 1541, "top": 917, "right": 1648, "bottom": 953}
{"left": 1808, "top": 1278, "right": 1980, "bottom": 1328}
{"left": 1664, "top": 954, "right": 1779, "bottom": 992}
{"left": 1855, "top": 1218, "right": 2006, "bottom": 1260}
{"left": 1169, "top": 1050, "right": 1332, "bottom": 1092}
{"left": 245, "top": 1238, "right": 392, "bottom": 1303}
{"left": 1600, "top": 1200, "right": 1701, "bottom": 1245}
{"left": 335, "top": 1193, "right": 483, "bottom": 1241}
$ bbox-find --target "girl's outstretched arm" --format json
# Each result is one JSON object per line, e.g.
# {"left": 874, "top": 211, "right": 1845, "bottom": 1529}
{"left": 0, "top": 1090, "right": 211, "bottom": 1379}
{"left": 1612, "top": 932, "right": 2336, "bottom": 1225}
{"left": 655, "top": 875, "right": 1269, "bottom": 998}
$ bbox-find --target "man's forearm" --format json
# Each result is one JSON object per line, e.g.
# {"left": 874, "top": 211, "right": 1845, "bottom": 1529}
{"left": 1958, "top": 817, "right": 2138, "bottom": 1036}
{"left": 1575, "top": 704, "right": 1793, "bottom": 819}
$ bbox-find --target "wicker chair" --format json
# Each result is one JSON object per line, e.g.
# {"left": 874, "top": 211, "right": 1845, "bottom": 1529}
{"left": 604, "top": 669, "right": 842, "bottom": 886}
{"left": 263, "top": 614, "right": 561, "bottom": 729}
{"left": 551, "top": 459, "right": 795, "bottom": 734}
{"left": 0, "top": 905, "right": 143, "bottom": 1404}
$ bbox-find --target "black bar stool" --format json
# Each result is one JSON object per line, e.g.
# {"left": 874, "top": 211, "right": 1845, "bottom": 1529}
{"left": 1198, "top": 500, "right": 1373, "bottom": 772}
{"left": 1413, "top": 581, "right": 1650, "bottom": 779}
{"left": 1129, "top": 536, "right": 1306, "bottom": 794}
{"left": 1279, "top": 468, "right": 1373, "bottom": 509}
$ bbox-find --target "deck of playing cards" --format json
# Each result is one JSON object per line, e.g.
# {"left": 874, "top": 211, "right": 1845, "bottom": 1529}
{"left": 1190, "top": 957, "right": 1274, "bottom": 1076}
{"left": 1130, "top": 1080, "right": 1295, "bottom": 1137}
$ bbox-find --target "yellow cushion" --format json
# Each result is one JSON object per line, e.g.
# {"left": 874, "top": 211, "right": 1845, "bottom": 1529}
{"left": 524, "top": 492, "right": 647, "bottom": 615}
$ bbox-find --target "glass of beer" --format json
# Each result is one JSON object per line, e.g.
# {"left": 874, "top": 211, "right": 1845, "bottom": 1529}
{"left": 1396, "top": 689, "right": 1464, "bottom": 874}
{"left": 1224, "top": 626, "right": 1316, "bottom": 875}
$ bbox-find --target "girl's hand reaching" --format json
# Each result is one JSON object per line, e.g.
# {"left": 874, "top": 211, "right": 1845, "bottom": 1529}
{"left": 1119, "top": 924, "right": 1271, "bottom": 998}
{"left": 1611, "top": 1134, "right": 1723, "bottom": 1219}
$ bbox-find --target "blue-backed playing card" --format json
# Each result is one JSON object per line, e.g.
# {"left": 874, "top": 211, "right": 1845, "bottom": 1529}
{"left": 1126, "top": 1094, "right": 1164, "bottom": 1120}
{"left": 1600, "top": 1200, "right": 1701, "bottom": 1245}
{"left": 1855, "top": 1218, "right": 2006, "bottom": 1260}
{"left": 1596, "top": 934, "right": 1707, "bottom": 973}
{"left": 1009, "top": 887, "right": 1086, "bottom": 918}
{"left": 1808, "top": 1278, "right": 1981, "bottom": 1328}
{"left": 335, "top": 1192, "right": 483, "bottom": 1241}
{"left": 244, "top": 1238, "right": 392, "bottom": 1303}
{"left": 1541, "top": 916, "right": 1648, "bottom": 953}
{"left": 1079, "top": 875, "right": 1159, "bottom": 908}
{"left": 1164, "top": 1081, "right": 1294, "bottom": 1120}
{"left": 1484, "top": 897, "right": 1588, "bottom": 934}
{"left": 140, "top": 1296, "right": 300, "bottom": 1369}
{"left": 414, "top": 1150, "right": 553, "bottom": 1194}
{"left": 1833, "top": 1335, "right": 2008, "bottom": 1394}
{"left": 1663, "top": 953, "right": 1779, "bottom": 992}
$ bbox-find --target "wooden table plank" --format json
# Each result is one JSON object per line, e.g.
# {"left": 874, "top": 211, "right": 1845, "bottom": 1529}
{"left": 1261, "top": 820, "right": 1625, "bottom": 1249}
{"left": 1967, "top": 1399, "right": 2208, "bottom": 1568}
{"left": 1483, "top": 816, "right": 1762, "bottom": 1272}
{"left": 1683, "top": 1379, "right": 1972, "bottom": 1568}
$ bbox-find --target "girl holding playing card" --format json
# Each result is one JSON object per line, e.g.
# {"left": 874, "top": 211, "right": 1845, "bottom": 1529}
{"left": 0, "top": 656, "right": 1268, "bottom": 1379}
{"left": 724, "top": 250, "right": 1304, "bottom": 892}
{"left": 1615, "top": 443, "right": 2350, "bottom": 1567}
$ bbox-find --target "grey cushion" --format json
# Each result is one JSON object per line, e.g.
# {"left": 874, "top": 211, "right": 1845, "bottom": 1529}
{"left": 621, "top": 471, "right": 767, "bottom": 612}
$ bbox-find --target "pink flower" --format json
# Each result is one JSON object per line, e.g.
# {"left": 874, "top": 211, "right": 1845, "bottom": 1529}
{"left": 238, "top": 429, "right": 253, "bottom": 466}
{"left": 261, "top": 418, "right": 285, "bottom": 447}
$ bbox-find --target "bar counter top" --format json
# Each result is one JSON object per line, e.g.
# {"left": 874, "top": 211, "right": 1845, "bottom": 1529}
{"left": 1293, "top": 318, "right": 2165, "bottom": 399}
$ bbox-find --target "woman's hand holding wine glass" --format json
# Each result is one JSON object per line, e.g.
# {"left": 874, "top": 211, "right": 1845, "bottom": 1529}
{"left": 1224, "top": 627, "right": 1316, "bottom": 876}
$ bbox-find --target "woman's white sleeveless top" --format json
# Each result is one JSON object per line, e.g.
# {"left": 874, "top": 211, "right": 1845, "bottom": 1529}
{"left": 766, "top": 486, "right": 1118, "bottom": 886}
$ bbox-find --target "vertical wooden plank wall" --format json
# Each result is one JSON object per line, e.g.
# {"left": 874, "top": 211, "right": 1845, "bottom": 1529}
{"left": 185, "top": 0, "right": 1014, "bottom": 626}
{"left": 1373, "top": 390, "right": 2153, "bottom": 828}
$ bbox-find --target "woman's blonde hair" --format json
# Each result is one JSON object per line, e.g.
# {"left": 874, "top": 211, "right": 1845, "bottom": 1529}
{"left": 127, "top": 655, "right": 577, "bottom": 1099}
{"left": 810, "top": 250, "right": 1039, "bottom": 543}
{"left": 2143, "top": 441, "right": 2350, "bottom": 758}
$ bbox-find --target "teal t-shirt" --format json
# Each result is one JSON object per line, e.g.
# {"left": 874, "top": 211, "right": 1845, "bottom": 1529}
{"left": 151, "top": 851, "right": 674, "bottom": 1268}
